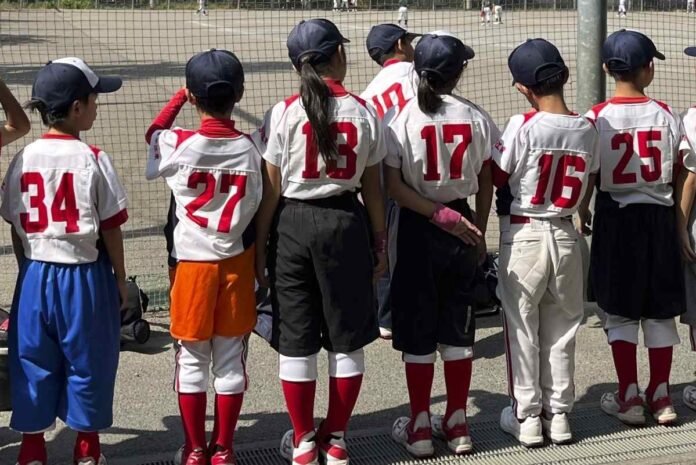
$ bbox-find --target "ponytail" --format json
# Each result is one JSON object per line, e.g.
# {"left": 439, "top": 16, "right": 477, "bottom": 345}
{"left": 300, "top": 57, "right": 337, "bottom": 161}
{"left": 417, "top": 71, "right": 444, "bottom": 114}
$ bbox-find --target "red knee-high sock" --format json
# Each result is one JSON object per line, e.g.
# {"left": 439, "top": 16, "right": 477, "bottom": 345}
{"left": 18, "top": 433, "right": 46, "bottom": 464}
{"left": 212, "top": 393, "right": 244, "bottom": 450}
{"left": 611, "top": 341, "right": 638, "bottom": 401}
{"left": 405, "top": 363, "right": 434, "bottom": 423}
{"left": 282, "top": 380, "right": 316, "bottom": 446}
{"left": 178, "top": 392, "right": 208, "bottom": 451}
{"left": 74, "top": 432, "right": 100, "bottom": 461}
{"left": 647, "top": 346, "right": 673, "bottom": 401}
{"left": 444, "top": 359, "right": 472, "bottom": 423}
{"left": 322, "top": 375, "right": 363, "bottom": 435}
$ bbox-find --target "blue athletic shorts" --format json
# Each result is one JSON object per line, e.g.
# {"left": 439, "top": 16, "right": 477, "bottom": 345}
{"left": 9, "top": 255, "right": 121, "bottom": 433}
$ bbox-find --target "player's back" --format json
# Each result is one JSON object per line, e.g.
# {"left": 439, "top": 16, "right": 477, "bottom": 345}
{"left": 0, "top": 135, "right": 127, "bottom": 264}
{"left": 146, "top": 122, "right": 262, "bottom": 262}
{"left": 265, "top": 84, "right": 385, "bottom": 200}
{"left": 361, "top": 61, "right": 416, "bottom": 119}
{"left": 388, "top": 94, "right": 497, "bottom": 203}
{"left": 587, "top": 97, "right": 680, "bottom": 209}
{"left": 495, "top": 111, "right": 598, "bottom": 218}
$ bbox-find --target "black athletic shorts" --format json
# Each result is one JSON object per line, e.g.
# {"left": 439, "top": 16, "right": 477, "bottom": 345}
{"left": 390, "top": 199, "right": 478, "bottom": 355}
{"left": 591, "top": 202, "right": 685, "bottom": 320}
{"left": 268, "top": 193, "right": 379, "bottom": 357}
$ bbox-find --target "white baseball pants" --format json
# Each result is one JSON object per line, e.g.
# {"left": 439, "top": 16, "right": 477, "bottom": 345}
{"left": 175, "top": 335, "right": 249, "bottom": 394}
{"left": 498, "top": 216, "right": 584, "bottom": 419}
{"left": 398, "top": 6, "right": 408, "bottom": 21}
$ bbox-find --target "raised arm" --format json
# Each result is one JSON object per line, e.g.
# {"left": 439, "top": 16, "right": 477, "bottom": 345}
{"left": 0, "top": 80, "right": 30, "bottom": 147}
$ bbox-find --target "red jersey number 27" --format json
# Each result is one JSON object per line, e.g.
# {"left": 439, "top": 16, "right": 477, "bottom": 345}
{"left": 20, "top": 172, "right": 80, "bottom": 234}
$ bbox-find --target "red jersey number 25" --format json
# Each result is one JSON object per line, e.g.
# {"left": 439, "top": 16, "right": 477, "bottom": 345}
{"left": 302, "top": 121, "right": 358, "bottom": 180}
{"left": 20, "top": 172, "right": 80, "bottom": 234}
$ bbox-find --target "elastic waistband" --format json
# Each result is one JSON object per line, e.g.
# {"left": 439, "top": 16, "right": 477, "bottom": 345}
{"left": 282, "top": 191, "right": 359, "bottom": 209}
{"left": 510, "top": 214, "right": 572, "bottom": 224}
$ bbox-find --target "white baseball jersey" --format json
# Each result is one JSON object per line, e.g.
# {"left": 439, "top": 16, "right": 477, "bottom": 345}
{"left": 0, "top": 135, "right": 128, "bottom": 264}
{"left": 361, "top": 60, "right": 417, "bottom": 119}
{"left": 263, "top": 81, "right": 388, "bottom": 200}
{"left": 385, "top": 95, "right": 500, "bottom": 203}
{"left": 492, "top": 110, "right": 599, "bottom": 218}
{"left": 679, "top": 107, "right": 696, "bottom": 173}
{"left": 586, "top": 97, "right": 681, "bottom": 207}
{"left": 146, "top": 120, "right": 262, "bottom": 262}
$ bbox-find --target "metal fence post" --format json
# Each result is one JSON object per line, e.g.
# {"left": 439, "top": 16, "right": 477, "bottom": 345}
{"left": 577, "top": 0, "right": 606, "bottom": 113}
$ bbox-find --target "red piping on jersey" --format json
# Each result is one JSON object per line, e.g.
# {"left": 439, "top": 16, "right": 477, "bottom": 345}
{"left": 198, "top": 118, "right": 243, "bottom": 138}
{"left": 324, "top": 79, "right": 349, "bottom": 97}
{"left": 608, "top": 96, "right": 651, "bottom": 104}
{"left": 172, "top": 129, "right": 196, "bottom": 149}
{"left": 41, "top": 133, "right": 80, "bottom": 140}
{"left": 101, "top": 209, "right": 129, "bottom": 230}
{"left": 145, "top": 89, "right": 188, "bottom": 144}
{"left": 88, "top": 145, "right": 101, "bottom": 159}
{"left": 383, "top": 58, "right": 402, "bottom": 68}
{"left": 491, "top": 161, "right": 510, "bottom": 188}
{"left": 522, "top": 109, "right": 538, "bottom": 125}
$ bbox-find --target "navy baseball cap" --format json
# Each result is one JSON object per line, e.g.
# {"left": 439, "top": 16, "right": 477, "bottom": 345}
{"left": 287, "top": 19, "right": 349, "bottom": 69}
{"left": 414, "top": 31, "right": 475, "bottom": 81}
{"left": 685, "top": 46, "right": 696, "bottom": 57}
{"left": 186, "top": 49, "right": 244, "bottom": 99}
{"left": 32, "top": 57, "right": 122, "bottom": 113}
{"left": 603, "top": 29, "right": 665, "bottom": 72}
{"left": 366, "top": 24, "right": 421, "bottom": 64}
{"left": 508, "top": 38, "right": 566, "bottom": 87}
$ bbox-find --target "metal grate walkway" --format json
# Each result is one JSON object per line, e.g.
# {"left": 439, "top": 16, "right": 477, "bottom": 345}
{"left": 128, "top": 402, "right": 696, "bottom": 465}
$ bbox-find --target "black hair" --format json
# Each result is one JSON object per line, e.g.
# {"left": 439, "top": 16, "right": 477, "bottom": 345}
{"left": 378, "top": 44, "right": 398, "bottom": 65}
{"left": 528, "top": 67, "right": 568, "bottom": 97}
{"left": 194, "top": 84, "right": 239, "bottom": 116}
{"left": 608, "top": 64, "right": 647, "bottom": 82}
{"left": 417, "top": 69, "right": 461, "bottom": 114}
{"left": 299, "top": 54, "right": 338, "bottom": 161}
{"left": 24, "top": 94, "right": 91, "bottom": 127}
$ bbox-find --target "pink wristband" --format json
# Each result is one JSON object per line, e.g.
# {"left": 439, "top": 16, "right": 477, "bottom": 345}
{"left": 373, "top": 230, "right": 387, "bottom": 254}
{"left": 430, "top": 203, "right": 462, "bottom": 231}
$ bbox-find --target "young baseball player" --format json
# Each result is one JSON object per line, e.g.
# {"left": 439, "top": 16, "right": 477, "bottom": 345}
{"left": 0, "top": 78, "right": 30, "bottom": 150}
{"left": 362, "top": 23, "right": 419, "bottom": 339}
{"left": 676, "top": 45, "right": 696, "bottom": 411}
{"left": 255, "top": 18, "right": 387, "bottom": 465}
{"left": 689, "top": 0, "right": 695, "bottom": 13}
{"left": 1, "top": 57, "right": 127, "bottom": 465}
{"left": 195, "top": 0, "right": 208, "bottom": 15}
{"left": 493, "top": 39, "right": 599, "bottom": 447}
{"left": 146, "top": 49, "right": 262, "bottom": 465}
{"left": 618, "top": 0, "right": 627, "bottom": 17}
{"left": 481, "top": 1, "right": 492, "bottom": 25}
{"left": 362, "top": 24, "right": 419, "bottom": 119}
{"left": 585, "top": 30, "right": 683, "bottom": 426}
{"left": 493, "top": 3, "right": 503, "bottom": 24}
{"left": 397, "top": 0, "right": 408, "bottom": 27}
{"left": 386, "top": 31, "right": 498, "bottom": 457}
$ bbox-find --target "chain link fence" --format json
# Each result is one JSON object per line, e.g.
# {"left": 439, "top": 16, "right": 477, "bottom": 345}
{"left": 0, "top": 0, "right": 693, "bottom": 307}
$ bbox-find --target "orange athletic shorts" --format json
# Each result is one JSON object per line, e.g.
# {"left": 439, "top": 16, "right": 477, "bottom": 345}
{"left": 169, "top": 246, "right": 256, "bottom": 341}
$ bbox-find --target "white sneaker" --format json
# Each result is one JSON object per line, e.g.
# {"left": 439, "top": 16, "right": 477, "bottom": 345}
{"left": 431, "top": 412, "right": 473, "bottom": 454}
{"left": 280, "top": 430, "right": 319, "bottom": 465}
{"left": 75, "top": 455, "right": 107, "bottom": 465}
{"left": 379, "top": 327, "right": 392, "bottom": 340}
{"left": 683, "top": 385, "right": 696, "bottom": 411}
{"left": 319, "top": 432, "right": 349, "bottom": 465}
{"left": 500, "top": 406, "right": 543, "bottom": 448}
{"left": 541, "top": 413, "right": 572, "bottom": 445}
{"left": 600, "top": 392, "right": 645, "bottom": 425}
{"left": 391, "top": 416, "right": 434, "bottom": 458}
